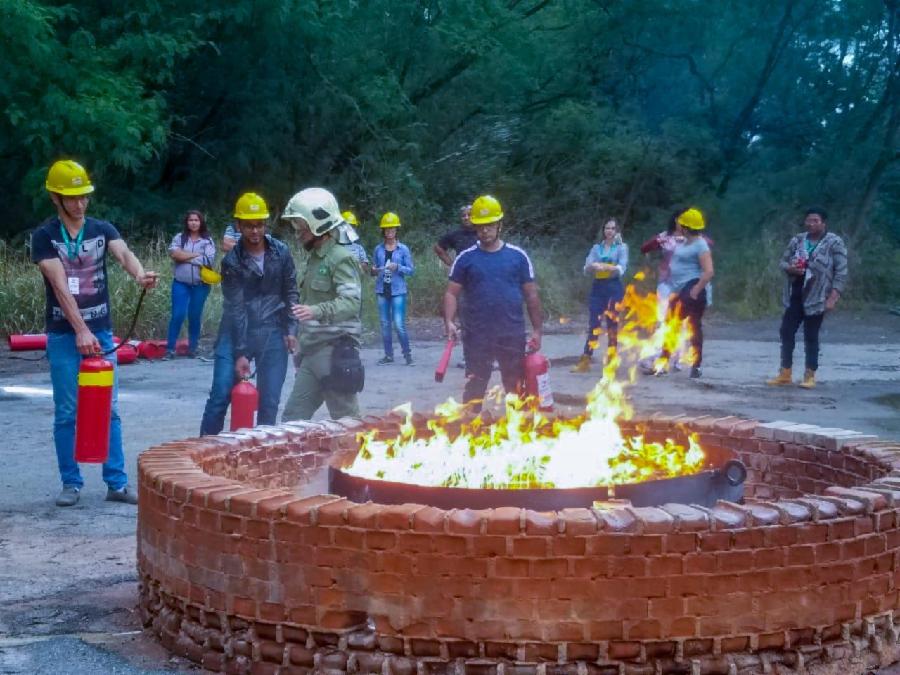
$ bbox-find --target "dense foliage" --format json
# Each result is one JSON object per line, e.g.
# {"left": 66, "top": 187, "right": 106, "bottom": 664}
{"left": 2, "top": 0, "right": 898, "bottom": 312}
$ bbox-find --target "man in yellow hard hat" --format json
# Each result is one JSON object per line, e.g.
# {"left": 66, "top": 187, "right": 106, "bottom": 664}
{"left": 32, "top": 159, "right": 159, "bottom": 507}
{"left": 443, "top": 195, "right": 544, "bottom": 409}
{"left": 199, "top": 192, "right": 300, "bottom": 435}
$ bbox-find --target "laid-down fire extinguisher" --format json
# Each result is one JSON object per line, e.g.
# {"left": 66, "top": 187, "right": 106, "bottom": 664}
{"left": 230, "top": 377, "right": 259, "bottom": 431}
{"left": 75, "top": 356, "right": 114, "bottom": 463}
{"left": 523, "top": 350, "right": 554, "bottom": 411}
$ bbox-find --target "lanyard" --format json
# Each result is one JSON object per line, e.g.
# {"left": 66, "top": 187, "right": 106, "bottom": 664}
{"left": 60, "top": 223, "right": 85, "bottom": 261}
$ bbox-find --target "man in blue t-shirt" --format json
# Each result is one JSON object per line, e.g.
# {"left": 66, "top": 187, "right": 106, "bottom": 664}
{"left": 31, "top": 160, "right": 159, "bottom": 507}
{"left": 443, "top": 195, "right": 543, "bottom": 408}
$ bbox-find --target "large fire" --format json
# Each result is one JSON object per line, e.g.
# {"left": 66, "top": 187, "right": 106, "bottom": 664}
{"left": 346, "top": 282, "right": 705, "bottom": 489}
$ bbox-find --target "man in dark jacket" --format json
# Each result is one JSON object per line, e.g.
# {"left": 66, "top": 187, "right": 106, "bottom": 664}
{"left": 200, "top": 192, "right": 299, "bottom": 434}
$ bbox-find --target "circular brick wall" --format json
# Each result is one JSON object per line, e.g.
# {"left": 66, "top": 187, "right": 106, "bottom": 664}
{"left": 137, "top": 414, "right": 900, "bottom": 674}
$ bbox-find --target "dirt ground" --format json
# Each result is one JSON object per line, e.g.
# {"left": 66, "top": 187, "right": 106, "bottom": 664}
{"left": 0, "top": 309, "right": 898, "bottom": 673}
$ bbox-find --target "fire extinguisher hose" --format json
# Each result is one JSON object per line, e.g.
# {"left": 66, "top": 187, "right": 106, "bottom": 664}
{"left": 102, "top": 288, "right": 147, "bottom": 356}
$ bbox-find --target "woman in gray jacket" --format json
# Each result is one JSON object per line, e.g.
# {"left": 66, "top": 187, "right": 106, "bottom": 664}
{"left": 767, "top": 207, "right": 848, "bottom": 389}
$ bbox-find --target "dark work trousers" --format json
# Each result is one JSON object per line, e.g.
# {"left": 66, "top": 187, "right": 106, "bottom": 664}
{"left": 462, "top": 333, "right": 526, "bottom": 409}
{"left": 779, "top": 292, "right": 824, "bottom": 371}
{"left": 583, "top": 278, "right": 624, "bottom": 356}
{"left": 661, "top": 279, "right": 707, "bottom": 368}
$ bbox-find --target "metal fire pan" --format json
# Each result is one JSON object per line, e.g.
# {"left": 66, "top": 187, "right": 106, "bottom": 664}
{"left": 328, "top": 460, "right": 745, "bottom": 510}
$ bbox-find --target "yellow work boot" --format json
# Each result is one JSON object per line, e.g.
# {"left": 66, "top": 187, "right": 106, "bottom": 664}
{"left": 799, "top": 369, "right": 816, "bottom": 389}
{"left": 570, "top": 355, "right": 592, "bottom": 373}
{"left": 766, "top": 367, "right": 792, "bottom": 386}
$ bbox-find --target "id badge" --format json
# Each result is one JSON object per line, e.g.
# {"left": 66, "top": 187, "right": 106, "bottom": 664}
{"left": 68, "top": 277, "right": 80, "bottom": 295}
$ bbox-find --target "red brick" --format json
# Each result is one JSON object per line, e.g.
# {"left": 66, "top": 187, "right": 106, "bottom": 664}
{"left": 448, "top": 509, "right": 485, "bottom": 534}
{"left": 560, "top": 508, "right": 598, "bottom": 535}
{"left": 629, "top": 535, "right": 663, "bottom": 556}
{"left": 588, "top": 535, "right": 629, "bottom": 555}
{"left": 346, "top": 502, "right": 383, "bottom": 528}
{"left": 523, "top": 510, "right": 557, "bottom": 535}
{"left": 365, "top": 530, "right": 397, "bottom": 550}
{"left": 376, "top": 503, "right": 424, "bottom": 530}
{"left": 531, "top": 558, "right": 568, "bottom": 578}
{"left": 473, "top": 536, "right": 507, "bottom": 556}
{"left": 664, "top": 533, "right": 697, "bottom": 554}
{"left": 495, "top": 558, "right": 530, "bottom": 577}
{"left": 486, "top": 507, "right": 522, "bottom": 534}
{"left": 629, "top": 507, "right": 675, "bottom": 534}
{"left": 284, "top": 495, "right": 343, "bottom": 524}
{"left": 514, "top": 538, "right": 549, "bottom": 557}
{"left": 315, "top": 498, "right": 352, "bottom": 525}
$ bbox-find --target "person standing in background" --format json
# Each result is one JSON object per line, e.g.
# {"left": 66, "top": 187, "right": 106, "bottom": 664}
{"left": 338, "top": 210, "right": 370, "bottom": 274}
{"left": 767, "top": 207, "right": 847, "bottom": 389}
{"left": 658, "top": 208, "right": 714, "bottom": 379}
{"left": 164, "top": 210, "right": 216, "bottom": 359}
{"left": 571, "top": 218, "right": 628, "bottom": 374}
{"left": 373, "top": 212, "right": 415, "bottom": 365}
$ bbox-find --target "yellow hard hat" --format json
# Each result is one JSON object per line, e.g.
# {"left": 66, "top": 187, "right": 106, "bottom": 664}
{"left": 46, "top": 160, "right": 95, "bottom": 196}
{"left": 470, "top": 195, "right": 503, "bottom": 225}
{"left": 233, "top": 192, "right": 269, "bottom": 220}
{"left": 677, "top": 208, "right": 705, "bottom": 231}
{"left": 341, "top": 211, "right": 358, "bottom": 226}
{"left": 380, "top": 212, "right": 401, "bottom": 228}
{"left": 199, "top": 266, "right": 222, "bottom": 285}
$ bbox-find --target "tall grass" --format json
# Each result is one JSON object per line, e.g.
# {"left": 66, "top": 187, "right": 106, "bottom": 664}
{"left": 1, "top": 230, "right": 895, "bottom": 340}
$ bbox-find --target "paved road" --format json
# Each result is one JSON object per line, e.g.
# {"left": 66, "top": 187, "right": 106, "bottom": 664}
{"left": 0, "top": 312, "right": 898, "bottom": 673}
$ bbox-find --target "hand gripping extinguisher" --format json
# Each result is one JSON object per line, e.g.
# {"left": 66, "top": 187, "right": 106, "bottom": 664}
{"left": 75, "top": 356, "right": 115, "bottom": 463}
{"left": 523, "top": 350, "right": 554, "bottom": 412}
{"left": 230, "top": 377, "right": 259, "bottom": 431}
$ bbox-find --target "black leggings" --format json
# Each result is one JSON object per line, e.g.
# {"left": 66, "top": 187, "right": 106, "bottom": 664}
{"left": 779, "top": 294, "right": 824, "bottom": 371}
{"left": 661, "top": 280, "right": 707, "bottom": 368}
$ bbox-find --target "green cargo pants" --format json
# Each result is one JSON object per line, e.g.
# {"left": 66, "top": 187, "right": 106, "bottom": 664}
{"left": 283, "top": 343, "right": 360, "bottom": 421}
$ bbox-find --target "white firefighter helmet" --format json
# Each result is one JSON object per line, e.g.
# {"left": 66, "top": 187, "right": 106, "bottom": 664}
{"left": 335, "top": 222, "right": 360, "bottom": 244}
{"left": 282, "top": 188, "right": 344, "bottom": 236}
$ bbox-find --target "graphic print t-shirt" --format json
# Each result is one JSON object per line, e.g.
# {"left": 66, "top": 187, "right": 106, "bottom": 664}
{"left": 31, "top": 217, "right": 122, "bottom": 333}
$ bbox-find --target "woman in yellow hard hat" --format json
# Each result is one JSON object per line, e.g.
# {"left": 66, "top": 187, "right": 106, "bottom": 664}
{"left": 658, "top": 207, "right": 714, "bottom": 378}
{"left": 164, "top": 210, "right": 217, "bottom": 359}
{"left": 373, "top": 212, "right": 415, "bottom": 365}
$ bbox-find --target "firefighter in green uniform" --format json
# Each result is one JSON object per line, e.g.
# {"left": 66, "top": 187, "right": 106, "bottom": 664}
{"left": 282, "top": 188, "right": 364, "bottom": 420}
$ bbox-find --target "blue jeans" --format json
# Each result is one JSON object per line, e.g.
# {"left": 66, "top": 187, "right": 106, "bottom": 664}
{"left": 166, "top": 280, "right": 211, "bottom": 352}
{"left": 46, "top": 330, "right": 127, "bottom": 490}
{"left": 199, "top": 325, "right": 288, "bottom": 435}
{"left": 377, "top": 293, "right": 410, "bottom": 358}
{"left": 583, "top": 278, "right": 624, "bottom": 356}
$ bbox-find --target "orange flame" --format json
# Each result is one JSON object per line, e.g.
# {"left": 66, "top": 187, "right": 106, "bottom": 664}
{"left": 347, "top": 285, "right": 704, "bottom": 489}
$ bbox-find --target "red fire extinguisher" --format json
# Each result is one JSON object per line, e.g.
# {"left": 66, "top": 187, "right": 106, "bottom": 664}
{"left": 523, "top": 351, "right": 554, "bottom": 411}
{"left": 8, "top": 334, "right": 48, "bottom": 351}
{"left": 75, "top": 356, "right": 114, "bottom": 463}
{"left": 230, "top": 378, "right": 259, "bottom": 431}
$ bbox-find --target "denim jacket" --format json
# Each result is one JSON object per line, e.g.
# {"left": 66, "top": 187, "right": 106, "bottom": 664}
{"left": 373, "top": 242, "right": 415, "bottom": 295}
